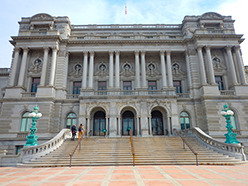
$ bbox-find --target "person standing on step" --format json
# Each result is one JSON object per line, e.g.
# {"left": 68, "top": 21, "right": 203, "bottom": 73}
{"left": 71, "top": 124, "right": 77, "bottom": 141}
{"left": 78, "top": 124, "right": 84, "bottom": 139}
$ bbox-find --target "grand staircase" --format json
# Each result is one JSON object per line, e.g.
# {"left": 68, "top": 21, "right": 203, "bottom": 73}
{"left": 18, "top": 136, "right": 242, "bottom": 167}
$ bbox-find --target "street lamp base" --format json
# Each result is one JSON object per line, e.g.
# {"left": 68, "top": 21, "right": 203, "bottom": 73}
{"left": 224, "top": 133, "right": 240, "bottom": 144}
{"left": 24, "top": 135, "right": 39, "bottom": 146}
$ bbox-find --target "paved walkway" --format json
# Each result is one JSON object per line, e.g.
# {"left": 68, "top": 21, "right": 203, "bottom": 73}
{"left": 1, "top": 164, "right": 248, "bottom": 186}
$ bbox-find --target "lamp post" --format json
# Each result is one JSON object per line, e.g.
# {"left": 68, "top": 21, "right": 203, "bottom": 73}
{"left": 220, "top": 104, "right": 240, "bottom": 144}
{"left": 24, "top": 105, "right": 42, "bottom": 146}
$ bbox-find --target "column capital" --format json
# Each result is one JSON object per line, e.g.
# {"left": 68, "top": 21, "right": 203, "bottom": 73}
{"left": 234, "top": 45, "right": 241, "bottom": 50}
{"left": 83, "top": 51, "right": 88, "bottom": 55}
{"left": 51, "top": 46, "right": 58, "bottom": 51}
{"left": 141, "top": 50, "right": 146, "bottom": 55}
{"left": 109, "top": 50, "right": 114, "bottom": 55}
{"left": 205, "top": 46, "right": 211, "bottom": 50}
{"left": 14, "top": 47, "right": 20, "bottom": 52}
{"left": 134, "top": 51, "right": 139, "bottom": 55}
{"left": 22, "top": 47, "right": 29, "bottom": 52}
{"left": 160, "top": 50, "right": 165, "bottom": 55}
{"left": 115, "top": 50, "right": 120, "bottom": 55}
{"left": 196, "top": 46, "right": 203, "bottom": 51}
{"left": 89, "top": 51, "right": 94, "bottom": 56}
{"left": 225, "top": 46, "right": 233, "bottom": 51}
{"left": 43, "top": 47, "right": 49, "bottom": 51}
{"left": 166, "top": 50, "right": 171, "bottom": 55}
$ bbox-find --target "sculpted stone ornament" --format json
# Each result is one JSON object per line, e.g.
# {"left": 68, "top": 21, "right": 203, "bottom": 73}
{"left": 146, "top": 62, "right": 159, "bottom": 77}
{"left": 29, "top": 58, "right": 42, "bottom": 73}
{"left": 212, "top": 57, "right": 226, "bottom": 71}
{"left": 120, "top": 62, "right": 135, "bottom": 76}
{"left": 31, "top": 13, "right": 53, "bottom": 21}
{"left": 172, "top": 63, "right": 185, "bottom": 77}
{"left": 201, "top": 12, "right": 223, "bottom": 19}
{"left": 95, "top": 63, "right": 108, "bottom": 76}
{"left": 70, "top": 64, "right": 82, "bottom": 77}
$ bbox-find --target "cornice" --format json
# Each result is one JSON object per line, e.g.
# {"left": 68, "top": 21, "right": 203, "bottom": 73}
{"left": 11, "top": 35, "right": 62, "bottom": 41}
{"left": 192, "top": 34, "right": 243, "bottom": 40}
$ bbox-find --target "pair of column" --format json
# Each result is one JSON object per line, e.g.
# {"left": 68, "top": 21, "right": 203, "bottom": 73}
{"left": 82, "top": 51, "right": 94, "bottom": 89}
{"left": 108, "top": 51, "right": 120, "bottom": 89}
{"left": 9, "top": 47, "right": 58, "bottom": 88}
{"left": 134, "top": 51, "right": 146, "bottom": 88}
{"left": 160, "top": 51, "right": 173, "bottom": 88}
{"left": 197, "top": 46, "right": 246, "bottom": 86}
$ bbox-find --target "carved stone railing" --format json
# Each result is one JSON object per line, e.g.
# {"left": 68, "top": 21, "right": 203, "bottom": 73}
{"left": 72, "top": 24, "right": 181, "bottom": 29}
{"left": 220, "top": 90, "right": 235, "bottom": 95}
{"left": 66, "top": 94, "right": 79, "bottom": 99}
{"left": 80, "top": 89, "right": 176, "bottom": 97}
{"left": 21, "top": 92, "right": 36, "bottom": 97}
{"left": 19, "top": 129, "right": 71, "bottom": 163}
{"left": 177, "top": 93, "right": 190, "bottom": 98}
{"left": 192, "top": 127, "right": 246, "bottom": 161}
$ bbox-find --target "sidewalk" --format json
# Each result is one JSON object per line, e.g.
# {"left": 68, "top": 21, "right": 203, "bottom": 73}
{"left": 1, "top": 164, "right": 248, "bottom": 186}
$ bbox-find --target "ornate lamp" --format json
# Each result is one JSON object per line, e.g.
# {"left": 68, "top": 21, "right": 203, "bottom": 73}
{"left": 220, "top": 104, "right": 240, "bottom": 144}
{"left": 24, "top": 105, "right": 42, "bottom": 146}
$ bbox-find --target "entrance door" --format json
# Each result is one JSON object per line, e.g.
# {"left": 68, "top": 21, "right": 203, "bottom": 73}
{"left": 93, "top": 111, "right": 106, "bottom": 136}
{"left": 122, "top": 111, "right": 135, "bottom": 135}
{"left": 151, "top": 111, "right": 164, "bottom": 135}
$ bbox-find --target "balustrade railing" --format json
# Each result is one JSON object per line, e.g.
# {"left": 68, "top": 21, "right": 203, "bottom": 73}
{"left": 220, "top": 90, "right": 235, "bottom": 95}
{"left": 22, "top": 92, "right": 36, "bottom": 97}
{"left": 72, "top": 24, "right": 181, "bottom": 29}
{"left": 173, "top": 128, "right": 198, "bottom": 166}
{"left": 20, "top": 129, "right": 71, "bottom": 163}
{"left": 192, "top": 127, "right": 246, "bottom": 161}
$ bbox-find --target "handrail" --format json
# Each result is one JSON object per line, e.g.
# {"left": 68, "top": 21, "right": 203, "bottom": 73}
{"left": 129, "top": 129, "right": 135, "bottom": 166}
{"left": 193, "top": 127, "right": 246, "bottom": 161}
{"left": 173, "top": 128, "right": 198, "bottom": 166}
{"left": 69, "top": 129, "right": 87, "bottom": 167}
{"left": 20, "top": 129, "right": 71, "bottom": 163}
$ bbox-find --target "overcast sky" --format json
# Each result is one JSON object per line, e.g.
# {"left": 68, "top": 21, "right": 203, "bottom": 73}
{"left": 0, "top": 0, "right": 247, "bottom": 68}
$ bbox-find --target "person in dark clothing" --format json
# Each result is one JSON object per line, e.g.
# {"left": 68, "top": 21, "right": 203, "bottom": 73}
{"left": 71, "top": 124, "right": 77, "bottom": 141}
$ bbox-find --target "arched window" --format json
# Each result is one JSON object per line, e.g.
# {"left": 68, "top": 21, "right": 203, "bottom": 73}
{"left": 180, "top": 111, "right": 190, "bottom": 130}
{"left": 66, "top": 113, "right": 77, "bottom": 129}
{"left": 20, "top": 112, "right": 31, "bottom": 132}
{"left": 230, "top": 111, "right": 239, "bottom": 130}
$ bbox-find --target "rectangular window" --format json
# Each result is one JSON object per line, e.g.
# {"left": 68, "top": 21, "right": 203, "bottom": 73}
{"left": 123, "top": 81, "right": 132, "bottom": 95}
{"left": 173, "top": 80, "right": 182, "bottom": 93}
{"left": 31, "top": 77, "right": 40, "bottom": 93}
{"left": 98, "top": 81, "right": 107, "bottom": 95}
{"left": 73, "top": 81, "right": 81, "bottom": 94}
{"left": 215, "top": 76, "right": 224, "bottom": 90}
{"left": 148, "top": 80, "right": 157, "bottom": 94}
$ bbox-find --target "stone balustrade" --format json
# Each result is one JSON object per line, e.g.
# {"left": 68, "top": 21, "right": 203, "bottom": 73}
{"left": 220, "top": 90, "right": 235, "bottom": 95}
{"left": 192, "top": 127, "right": 246, "bottom": 161}
{"left": 19, "top": 129, "right": 71, "bottom": 163}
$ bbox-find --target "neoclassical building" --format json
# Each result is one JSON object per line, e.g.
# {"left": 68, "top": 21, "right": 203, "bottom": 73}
{"left": 0, "top": 12, "right": 248, "bottom": 154}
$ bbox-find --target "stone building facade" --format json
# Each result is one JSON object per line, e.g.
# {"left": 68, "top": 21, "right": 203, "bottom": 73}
{"left": 1, "top": 12, "right": 248, "bottom": 154}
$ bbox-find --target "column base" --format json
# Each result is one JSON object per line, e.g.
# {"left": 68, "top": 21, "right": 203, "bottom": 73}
{"left": 233, "top": 85, "right": 248, "bottom": 96}
{"left": 4, "top": 87, "right": 26, "bottom": 98}
{"left": 200, "top": 85, "right": 220, "bottom": 96}
{"left": 36, "top": 86, "right": 56, "bottom": 97}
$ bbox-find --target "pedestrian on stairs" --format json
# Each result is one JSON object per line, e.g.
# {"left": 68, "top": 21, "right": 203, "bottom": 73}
{"left": 78, "top": 124, "right": 84, "bottom": 139}
{"left": 71, "top": 124, "right": 77, "bottom": 141}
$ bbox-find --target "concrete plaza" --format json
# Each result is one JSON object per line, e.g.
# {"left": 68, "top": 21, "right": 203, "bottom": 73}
{"left": 1, "top": 164, "right": 248, "bottom": 186}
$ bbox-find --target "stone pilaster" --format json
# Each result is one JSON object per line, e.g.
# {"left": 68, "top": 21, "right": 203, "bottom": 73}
{"left": 9, "top": 47, "right": 20, "bottom": 87}
{"left": 82, "top": 51, "right": 88, "bottom": 89}
{"left": 160, "top": 50, "right": 167, "bottom": 89}
{"left": 17, "top": 48, "right": 29, "bottom": 87}
{"left": 134, "top": 51, "right": 140, "bottom": 89}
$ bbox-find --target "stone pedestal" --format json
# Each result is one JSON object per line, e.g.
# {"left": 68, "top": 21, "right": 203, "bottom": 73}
{"left": 4, "top": 87, "right": 26, "bottom": 98}
{"left": 36, "top": 86, "right": 56, "bottom": 97}
{"left": 200, "top": 85, "right": 220, "bottom": 96}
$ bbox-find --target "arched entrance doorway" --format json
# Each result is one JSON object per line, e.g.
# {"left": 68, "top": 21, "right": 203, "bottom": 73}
{"left": 151, "top": 110, "right": 164, "bottom": 135}
{"left": 122, "top": 111, "right": 135, "bottom": 135}
{"left": 93, "top": 111, "right": 106, "bottom": 136}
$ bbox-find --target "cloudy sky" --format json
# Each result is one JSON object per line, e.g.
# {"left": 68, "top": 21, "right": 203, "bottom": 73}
{"left": 0, "top": 0, "right": 247, "bottom": 67}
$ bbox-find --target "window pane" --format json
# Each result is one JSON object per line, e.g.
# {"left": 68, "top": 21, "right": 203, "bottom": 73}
{"left": 230, "top": 115, "right": 237, "bottom": 130}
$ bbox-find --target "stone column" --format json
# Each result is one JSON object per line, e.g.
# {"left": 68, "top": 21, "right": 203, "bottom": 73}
{"left": 82, "top": 51, "right": 88, "bottom": 89}
{"left": 160, "top": 50, "right": 167, "bottom": 88}
{"left": 136, "top": 117, "right": 140, "bottom": 136}
{"left": 234, "top": 46, "right": 247, "bottom": 85}
{"left": 88, "top": 51, "right": 94, "bottom": 89}
{"left": 115, "top": 51, "right": 120, "bottom": 88}
{"left": 109, "top": 51, "right": 114, "bottom": 88}
{"left": 9, "top": 48, "right": 20, "bottom": 87}
{"left": 117, "top": 116, "right": 121, "bottom": 136}
{"left": 205, "top": 46, "right": 216, "bottom": 85}
{"left": 166, "top": 51, "right": 173, "bottom": 87}
{"left": 48, "top": 47, "right": 58, "bottom": 86}
{"left": 141, "top": 51, "right": 147, "bottom": 88}
{"left": 106, "top": 117, "right": 109, "bottom": 135}
{"left": 225, "top": 46, "right": 238, "bottom": 85}
{"left": 40, "top": 47, "right": 49, "bottom": 86}
{"left": 149, "top": 116, "right": 152, "bottom": 135}
{"left": 17, "top": 48, "right": 29, "bottom": 87}
{"left": 134, "top": 51, "right": 141, "bottom": 88}
{"left": 63, "top": 52, "right": 69, "bottom": 89}
{"left": 196, "top": 47, "right": 207, "bottom": 85}
{"left": 185, "top": 51, "right": 192, "bottom": 89}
